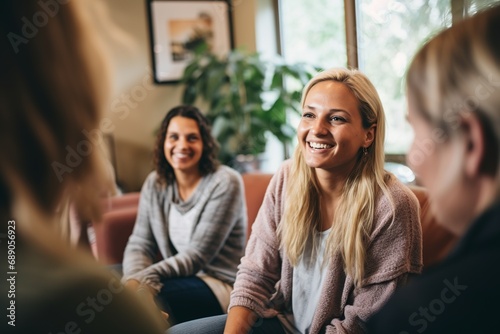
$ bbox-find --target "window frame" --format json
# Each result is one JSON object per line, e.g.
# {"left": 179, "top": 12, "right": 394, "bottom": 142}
{"left": 274, "top": 0, "right": 475, "bottom": 161}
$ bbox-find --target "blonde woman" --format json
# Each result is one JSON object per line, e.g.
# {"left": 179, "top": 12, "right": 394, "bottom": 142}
{"left": 168, "top": 68, "right": 423, "bottom": 334}
{"left": 0, "top": 1, "right": 165, "bottom": 333}
{"left": 367, "top": 5, "right": 500, "bottom": 334}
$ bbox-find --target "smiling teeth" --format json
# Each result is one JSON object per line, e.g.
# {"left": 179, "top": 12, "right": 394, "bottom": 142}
{"left": 309, "top": 142, "right": 333, "bottom": 149}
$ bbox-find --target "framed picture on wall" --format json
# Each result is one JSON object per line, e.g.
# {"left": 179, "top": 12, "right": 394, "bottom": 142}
{"left": 146, "top": 0, "right": 234, "bottom": 84}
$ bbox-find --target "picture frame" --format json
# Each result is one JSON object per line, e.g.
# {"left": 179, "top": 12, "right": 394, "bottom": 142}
{"left": 146, "top": 0, "right": 234, "bottom": 84}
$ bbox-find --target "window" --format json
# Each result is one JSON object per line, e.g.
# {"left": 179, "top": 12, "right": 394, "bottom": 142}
{"left": 278, "top": 0, "right": 347, "bottom": 154}
{"left": 357, "top": 0, "right": 451, "bottom": 153}
{"left": 279, "top": 0, "right": 500, "bottom": 154}
{"left": 279, "top": 0, "right": 346, "bottom": 69}
{"left": 467, "top": 0, "right": 500, "bottom": 13}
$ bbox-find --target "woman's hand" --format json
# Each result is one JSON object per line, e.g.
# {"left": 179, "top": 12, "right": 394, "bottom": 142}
{"left": 125, "top": 279, "right": 170, "bottom": 322}
{"left": 224, "top": 306, "right": 259, "bottom": 334}
{"left": 124, "top": 279, "right": 141, "bottom": 291}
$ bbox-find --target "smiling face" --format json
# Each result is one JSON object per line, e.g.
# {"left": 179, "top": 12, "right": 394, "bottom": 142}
{"left": 298, "top": 80, "right": 375, "bottom": 176}
{"left": 164, "top": 116, "right": 203, "bottom": 176}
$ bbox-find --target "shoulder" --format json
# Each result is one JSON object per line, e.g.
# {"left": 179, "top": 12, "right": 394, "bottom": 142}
{"left": 139, "top": 171, "right": 166, "bottom": 198}
{"left": 371, "top": 174, "right": 421, "bottom": 240}
{"left": 143, "top": 170, "right": 161, "bottom": 189}
{"left": 279, "top": 159, "right": 293, "bottom": 174}
{"left": 214, "top": 165, "right": 243, "bottom": 182}
{"left": 365, "top": 176, "right": 423, "bottom": 281}
{"left": 204, "top": 165, "right": 244, "bottom": 196}
{"left": 268, "top": 159, "right": 293, "bottom": 189}
{"left": 210, "top": 165, "right": 243, "bottom": 187}
{"left": 369, "top": 247, "right": 500, "bottom": 333}
{"left": 377, "top": 174, "right": 419, "bottom": 213}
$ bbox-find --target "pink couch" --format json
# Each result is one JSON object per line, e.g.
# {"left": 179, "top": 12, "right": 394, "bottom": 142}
{"left": 92, "top": 173, "right": 274, "bottom": 265}
{"left": 92, "top": 174, "right": 457, "bottom": 269}
{"left": 93, "top": 192, "right": 141, "bottom": 264}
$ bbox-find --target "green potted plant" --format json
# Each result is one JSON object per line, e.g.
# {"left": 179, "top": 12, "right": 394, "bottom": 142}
{"left": 179, "top": 47, "right": 317, "bottom": 171}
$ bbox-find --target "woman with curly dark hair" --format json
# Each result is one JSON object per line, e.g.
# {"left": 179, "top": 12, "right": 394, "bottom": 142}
{"left": 122, "top": 105, "right": 247, "bottom": 326}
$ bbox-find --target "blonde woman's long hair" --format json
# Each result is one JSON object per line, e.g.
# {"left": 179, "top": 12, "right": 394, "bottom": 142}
{"left": 407, "top": 5, "right": 500, "bottom": 199}
{"left": 279, "top": 68, "right": 393, "bottom": 287}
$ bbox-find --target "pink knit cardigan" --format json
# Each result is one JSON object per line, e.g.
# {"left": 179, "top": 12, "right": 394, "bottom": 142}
{"left": 229, "top": 160, "right": 423, "bottom": 334}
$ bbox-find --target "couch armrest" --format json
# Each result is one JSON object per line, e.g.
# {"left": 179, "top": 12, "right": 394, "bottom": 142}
{"left": 94, "top": 206, "right": 138, "bottom": 265}
{"left": 93, "top": 193, "right": 140, "bottom": 265}
{"left": 242, "top": 173, "right": 273, "bottom": 241}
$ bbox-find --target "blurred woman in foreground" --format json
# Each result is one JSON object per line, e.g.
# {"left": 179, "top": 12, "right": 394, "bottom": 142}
{"left": 367, "top": 5, "right": 500, "bottom": 333}
{"left": 0, "top": 1, "right": 165, "bottom": 333}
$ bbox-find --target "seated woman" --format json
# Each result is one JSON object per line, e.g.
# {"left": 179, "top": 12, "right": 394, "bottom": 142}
{"left": 122, "top": 105, "right": 247, "bottom": 325}
{"left": 168, "top": 68, "right": 423, "bottom": 334}
{"left": 367, "top": 5, "right": 500, "bottom": 333}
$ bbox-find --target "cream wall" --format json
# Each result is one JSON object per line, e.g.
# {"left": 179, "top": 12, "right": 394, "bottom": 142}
{"left": 99, "top": 0, "right": 260, "bottom": 191}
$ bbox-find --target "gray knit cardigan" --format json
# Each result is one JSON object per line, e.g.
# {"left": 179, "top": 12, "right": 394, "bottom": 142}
{"left": 122, "top": 165, "right": 247, "bottom": 292}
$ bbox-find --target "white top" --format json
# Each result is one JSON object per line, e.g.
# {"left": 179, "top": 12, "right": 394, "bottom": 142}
{"left": 169, "top": 204, "right": 197, "bottom": 252}
{"left": 123, "top": 166, "right": 247, "bottom": 293}
{"left": 280, "top": 229, "right": 331, "bottom": 334}
{"left": 169, "top": 200, "right": 232, "bottom": 312}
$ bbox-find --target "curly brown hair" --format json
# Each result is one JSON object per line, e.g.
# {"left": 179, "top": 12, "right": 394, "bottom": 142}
{"left": 154, "top": 105, "right": 220, "bottom": 184}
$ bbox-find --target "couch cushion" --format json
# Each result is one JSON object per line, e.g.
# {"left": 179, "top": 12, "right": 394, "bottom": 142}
{"left": 93, "top": 194, "right": 140, "bottom": 265}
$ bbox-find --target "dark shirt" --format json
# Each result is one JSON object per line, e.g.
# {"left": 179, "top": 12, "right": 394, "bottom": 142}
{"left": 366, "top": 203, "right": 500, "bottom": 334}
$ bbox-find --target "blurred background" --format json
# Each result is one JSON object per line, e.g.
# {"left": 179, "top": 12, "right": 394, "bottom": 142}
{"left": 87, "top": 0, "right": 499, "bottom": 192}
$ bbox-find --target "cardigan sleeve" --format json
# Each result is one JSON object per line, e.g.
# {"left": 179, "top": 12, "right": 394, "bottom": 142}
{"left": 324, "top": 178, "right": 423, "bottom": 333}
{"left": 326, "top": 276, "right": 411, "bottom": 334}
{"left": 136, "top": 167, "right": 246, "bottom": 291}
{"left": 122, "top": 172, "right": 160, "bottom": 281}
{"left": 228, "top": 164, "right": 287, "bottom": 317}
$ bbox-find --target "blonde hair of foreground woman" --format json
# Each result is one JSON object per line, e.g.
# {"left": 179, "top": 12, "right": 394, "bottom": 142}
{"left": 280, "top": 68, "right": 394, "bottom": 287}
{"left": 0, "top": 0, "right": 111, "bottom": 223}
{"left": 406, "top": 4, "right": 500, "bottom": 231}
{"left": 366, "top": 6, "right": 500, "bottom": 333}
{"left": 0, "top": 1, "right": 165, "bottom": 333}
